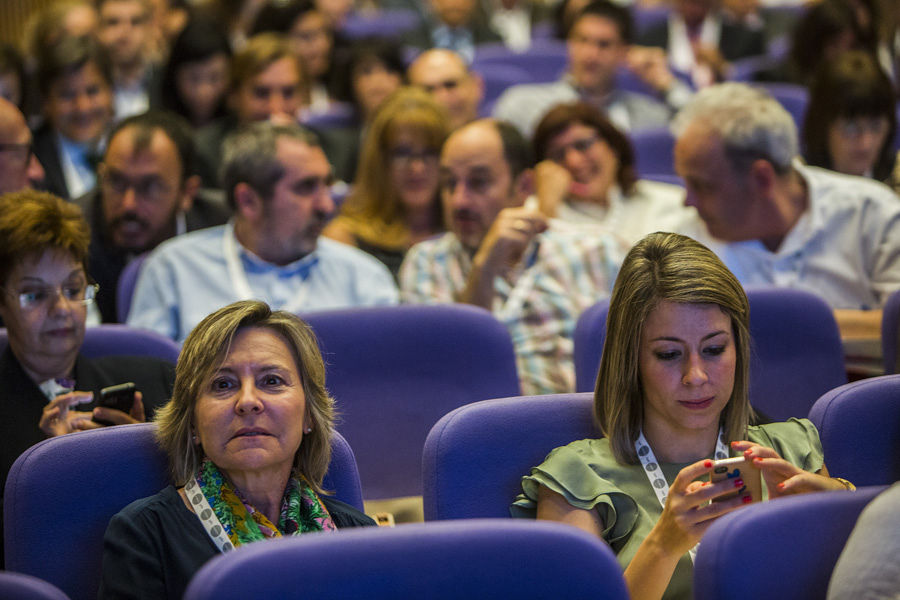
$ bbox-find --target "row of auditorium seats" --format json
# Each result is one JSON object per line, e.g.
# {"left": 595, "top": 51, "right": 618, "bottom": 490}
{"left": 5, "top": 381, "right": 897, "bottom": 599}
{"left": 3, "top": 286, "right": 899, "bottom": 502}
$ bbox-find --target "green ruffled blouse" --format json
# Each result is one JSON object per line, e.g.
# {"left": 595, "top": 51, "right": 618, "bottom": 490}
{"left": 511, "top": 419, "right": 825, "bottom": 600}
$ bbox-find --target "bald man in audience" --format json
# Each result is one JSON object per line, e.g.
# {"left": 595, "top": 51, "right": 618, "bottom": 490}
{"left": 408, "top": 49, "right": 484, "bottom": 130}
{"left": 0, "top": 98, "right": 45, "bottom": 195}
{"left": 400, "top": 118, "right": 624, "bottom": 395}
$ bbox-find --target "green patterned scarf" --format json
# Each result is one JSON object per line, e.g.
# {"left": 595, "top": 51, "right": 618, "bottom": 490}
{"left": 195, "top": 459, "right": 336, "bottom": 547}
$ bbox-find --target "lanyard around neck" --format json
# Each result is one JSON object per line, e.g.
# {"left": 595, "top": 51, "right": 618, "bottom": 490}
{"left": 634, "top": 428, "right": 729, "bottom": 562}
{"left": 184, "top": 477, "right": 235, "bottom": 553}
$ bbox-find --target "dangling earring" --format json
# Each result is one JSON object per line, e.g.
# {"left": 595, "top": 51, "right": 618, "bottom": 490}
{"left": 304, "top": 426, "right": 312, "bottom": 433}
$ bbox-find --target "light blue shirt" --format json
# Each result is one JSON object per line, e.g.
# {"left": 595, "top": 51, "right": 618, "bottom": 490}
{"left": 127, "top": 223, "right": 399, "bottom": 343}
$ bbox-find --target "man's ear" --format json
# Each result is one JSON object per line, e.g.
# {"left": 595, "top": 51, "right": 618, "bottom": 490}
{"left": 233, "top": 182, "right": 263, "bottom": 221}
{"left": 177, "top": 175, "right": 201, "bottom": 213}
{"left": 513, "top": 168, "right": 535, "bottom": 205}
{"left": 749, "top": 159, "right": 777, "bottom": 199}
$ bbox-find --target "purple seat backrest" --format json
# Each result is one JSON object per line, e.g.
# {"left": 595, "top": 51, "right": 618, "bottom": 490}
{"left": 629, "top": 127, "right": 676, "bottom": 178}
{"left": 423, "top": 393, "right": 596, "bottom": 521}
{"left": 574, "top": 287, "right": 847, "bottom": 421}
{"left": 300, "top": 304, "right": 520, "bottom": 500}
{"left": 0, "top": 572, "right": 70, "bottom": 600}
{"left": 808, "top": 375, "right": 900, "bottom": 486}
{"left": 880, "top": 288, "right": 900, "bottom": 373}
{"left": 4, "top": 423, "right": 363, "bottom": 600}
{"left": 694, "top": 486, "right": 886, "bottom": 600}
{"left": 184, "top": 520, "right": 629, "bottom": 600}
{"left": 0, "top": 325, "right": 181, "bottom": 364}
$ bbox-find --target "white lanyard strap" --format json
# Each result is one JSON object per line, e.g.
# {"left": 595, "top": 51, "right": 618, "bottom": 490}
{"left": 184, "top": 477, "right": 234, "bottom": 553}
{"left": 634, "top": 428, "right": 728, "bottom": 562}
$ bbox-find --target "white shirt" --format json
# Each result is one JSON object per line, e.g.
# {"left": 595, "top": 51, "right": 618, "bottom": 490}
{"left": 688, "top": 164, "right": 900, "bottom": 310}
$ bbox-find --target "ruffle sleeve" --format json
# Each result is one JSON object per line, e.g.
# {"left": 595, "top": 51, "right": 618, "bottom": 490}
{"left": 510, "top": 439, "right": 638, "bottom": 548}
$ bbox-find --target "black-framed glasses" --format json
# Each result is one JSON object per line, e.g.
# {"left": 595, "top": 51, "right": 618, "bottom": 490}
{"left": 390, "top": 146, "right": 440, "bottom": 167}
{"left": 547, "top": 135, "right": 599, "bottom": 164}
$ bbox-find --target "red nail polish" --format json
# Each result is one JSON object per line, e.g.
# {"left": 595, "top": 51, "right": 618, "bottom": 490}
{"left": 753, "top": 457, "right": 763, "bottom": 464}
{"left": 734, "top": 479, "right": 744, "bottom": 488}
{"left": 704, "top": 460, "right": 713, "bottom": 468}
{"left": 777, "top": 482, "right": 785, "bottom": 490}
{"left": 742, "top": 495, "right": 752, "bottom": 504}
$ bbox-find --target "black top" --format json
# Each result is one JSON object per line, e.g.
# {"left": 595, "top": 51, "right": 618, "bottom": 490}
{"left": 98, "top": 485, "right": 375, "bottom": 599}
{"left": 0, "top": 346, "right": 174, "bottom": 564}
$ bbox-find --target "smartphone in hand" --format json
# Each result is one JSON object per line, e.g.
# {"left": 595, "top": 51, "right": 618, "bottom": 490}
{"left": 709, "top": 457, "right": 762, "bottom": 504}
{"left": 93, "top": 382, "right": 136, "bottom": 425}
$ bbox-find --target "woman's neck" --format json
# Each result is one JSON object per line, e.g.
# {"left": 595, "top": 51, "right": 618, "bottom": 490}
{"left": 18, "top": 351, "right": 76, "bottom": 385}
{"left": 227, "top": 468, "right": 291, "bottom": 525}
{"left": 641, "top": 420, "right": 720, "bottom": 464}
{"left": 405, "top": 206, "right": 441, "bottom": 244}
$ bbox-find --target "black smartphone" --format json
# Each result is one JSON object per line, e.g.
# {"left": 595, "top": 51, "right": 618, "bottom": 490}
{"left": 94, "top": 382, "right": 136, "bottom": 425}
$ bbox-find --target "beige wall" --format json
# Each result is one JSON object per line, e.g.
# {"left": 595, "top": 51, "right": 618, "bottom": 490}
{"left": 0, "top": 0, "right": 55, "bottom": 48}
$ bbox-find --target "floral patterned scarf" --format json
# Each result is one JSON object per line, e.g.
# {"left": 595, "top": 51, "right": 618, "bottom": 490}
{"left": 194, "top": 459, "right": 336, "bottom": 547}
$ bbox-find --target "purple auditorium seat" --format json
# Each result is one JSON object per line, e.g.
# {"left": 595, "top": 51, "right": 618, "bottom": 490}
{"left": 694, "top": 486, "right": 886, "bottom": 600}
{"left": 184, "top": 520, "right": 629, "bottom": 600}
{"left": 115, "top": 252, "right": 148, "bottom": 323}
{"left": 423, "top": 393, "right": 595, "bottom": 521}
{"left": 809, "top": 375, "right": 900, "bottom": 486}
{"left": 630, "top": 126, "right": 676, "bottom": 178}
{"left": 752, "top": 82, "right": 808, "bottom": 131}
{"left": 574, "top": 288, "right": 847, "bottom": 421}
{"left": 472, "top": 39, "right": 568, "bottom": 83}
{"left": 340, "top": 9, "right": 421, "bottom": 39}
{"left": 300, "top": 304, "right": 520, "bottom": 501}
{"left": 0, "top": 572, "right": 70, "bottom": 600}
{"left": 0, "top": 325, "right": 181, "bottom": 364}
{"left": 881, "top": 287, "right": 900, "bottom": 373}
{"left": 474, "top": 62, "right": 533, "bottom": 116}
{"left": 4, "top": 424, "right": 364, "bottom": 600}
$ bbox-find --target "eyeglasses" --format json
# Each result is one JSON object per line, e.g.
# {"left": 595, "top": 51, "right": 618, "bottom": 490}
{"left": 100, "top": 169, "right": 173, "bottom": 201}
{"left": 390, "top": 146, "right": 439, "bottom": 167}
{"left": 547, "top": 135, "right": 599, "bottom": 163}
{"left": 4, "top": 283, "right": 99, "bottom": 311}
{"left": 0, "top": 141, "right": 34, "bottom": 163}
{"left": 835, "top": 117, "right": 890, "bottom": 139}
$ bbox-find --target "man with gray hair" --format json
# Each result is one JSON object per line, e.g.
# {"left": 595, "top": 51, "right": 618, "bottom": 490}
{"left": 127, "top": 122, "right": 398, "bottom": 343}
{"left": 674, "top": 82, "right": 900, "bottom": 339}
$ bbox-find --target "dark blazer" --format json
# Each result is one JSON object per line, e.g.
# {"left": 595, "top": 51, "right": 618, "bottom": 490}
{"left": 75, "top": 187, "right": 231, "bottom": 322}
{"left": 31, "top": 121, "right": 71, "bottom": 200}
{"left": 0, "top": 346, "right": 175, "bottom": 563}
{"left": 638, "top": 16, "right": 766, "bottom": 63}
{"left": 401, "top": 17, "right": 504, "bottom": 51}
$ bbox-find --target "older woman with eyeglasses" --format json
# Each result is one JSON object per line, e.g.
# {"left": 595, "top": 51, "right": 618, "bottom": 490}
{"left": 0, "top": 191, "right": 174, "bottom": 546}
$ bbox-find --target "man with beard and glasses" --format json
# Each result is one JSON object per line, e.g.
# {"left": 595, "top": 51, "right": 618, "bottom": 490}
{"left": 76, "top": 111, "right": 229, "bottom": 322}
{"left": 127, "top": 121, "right": 398, "bottom": 343}
{"left": 399, "top": 118, "right": 625, "bottom": 395}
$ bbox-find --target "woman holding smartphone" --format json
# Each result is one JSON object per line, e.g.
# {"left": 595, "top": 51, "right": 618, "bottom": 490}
{"left": 512, "top": 232, "right": 854, "bottom": 600}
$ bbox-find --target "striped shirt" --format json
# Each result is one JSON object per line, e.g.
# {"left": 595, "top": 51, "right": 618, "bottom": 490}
{"left": 399, "top": 228, "right": 625, "bottom": 395}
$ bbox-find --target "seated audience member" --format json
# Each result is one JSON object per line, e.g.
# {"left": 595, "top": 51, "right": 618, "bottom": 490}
{"left": 322, "top": 37, "right": 406, "bottom": 182}
{"left": 493, "top": 0, "right": 690, "bottom": 138}
{"left": 803, "top": 50, "right": 897, "bottom": 183}
{"left": 0, "top": 190, "right": 174, "bottom": 562}
{"left": 250, "top": 0, "right": 336, "bottom": 115}
{"left": 331, "top": 37, "right": 405, "bottom": 126}
{"left": 481, "top": 0, "right": 555, "bottom": 51}
{"left": 128, "top": 122, "right": 398, "bottom": 343}
{"left": 636, "top": 0, "right": 765, "bottom": 87}
{"left": 0, "top": 98, "right": 46, "bottom": 194}
{"left": 399, "top": 118, "right": 625, "bottom": 395}
{"left": 195, "top": 33, "right": 308, "bottom": 186}
{"left": 78, "top": 110, "right": 230, "bottom": 323}
{"left": 513, "top": 231, "right": 855, "bottom": 600}
{"left": 0, "top": 44, "right": 25, "bottom": 110}
{"left": 827, "top": 482, "right": 900, "bottom": 599}
{"left": 100, "top": 300, "right": 375, "bottom": 599}
{"left": 96, "top": 0, "right": 161, "bottom": 120}
{"left": 407, "top": 48, "right": 484, "bottom": 130}
{"left": 159, "top": 16, "right": 232, "bottom": 128}
{"left": 22, "top": 1, "right": 99, "bottom": 69}
{"left": 33, "top": 35, "right": 115, "bottom": 200}
{"left": 672, "top": 82, "right": 900, "bottom": 340}
{"left": 401, "top": 0, "right": 503, "bottom": 63}
{"left": 324, "top": 87, "right": 448, "bottom": 277}
{"left": 532, "top": 101, "right": 695, "bottom": 244}
{"left": 756, "top": 0, "right": 862, "bottom": 86}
